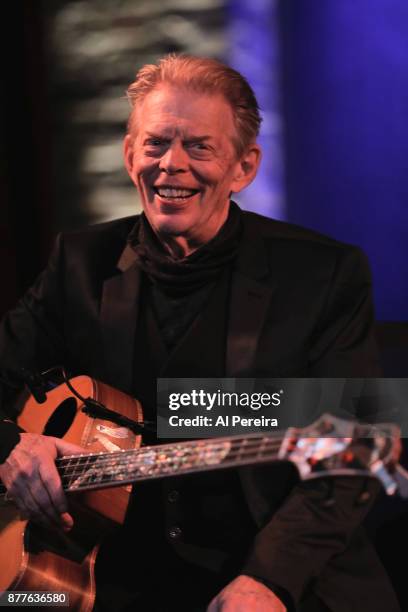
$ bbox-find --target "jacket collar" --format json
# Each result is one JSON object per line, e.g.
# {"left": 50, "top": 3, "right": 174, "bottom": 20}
{"left": 226, "top": 213, "right": 276, "bottom": 376}
{"left": 100, "top": 243, "right": 141, "bottom": 392}
{"left": 117, "top": 242, "right": 139, "bottom": 272}
{"left": 100, "top": 211, "right": 276, "bottom": 389}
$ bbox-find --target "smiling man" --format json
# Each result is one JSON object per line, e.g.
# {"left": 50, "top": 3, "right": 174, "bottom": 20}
{"left": 0, "top": 55, "right": 400, "bottom": 612}
{"left": 123, "top": 69, "right": 261, "bottom": 256}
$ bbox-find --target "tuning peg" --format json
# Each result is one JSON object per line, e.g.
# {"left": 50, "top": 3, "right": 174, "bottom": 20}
{"left": 370, "top": 460, "right": 398, "bottom": 496}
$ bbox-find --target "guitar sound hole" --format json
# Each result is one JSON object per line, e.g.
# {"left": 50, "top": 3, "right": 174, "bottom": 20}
{"left": 42, "top": 397, "right": 77, "bottom": 437}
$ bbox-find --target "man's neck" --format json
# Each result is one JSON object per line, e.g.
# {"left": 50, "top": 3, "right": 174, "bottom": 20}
{"left": 154, "top": 208, "right": 231, "bottom": 260}
{"left": 157, "top": 235, "right": 202, "bottom": 260}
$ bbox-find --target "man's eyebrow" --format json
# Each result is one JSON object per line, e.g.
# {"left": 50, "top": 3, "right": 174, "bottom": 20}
{"left": 184, "top": 135, "right": 212, "bottom": 142}
{"left": 144, "top": 132, "right": 170, "bottom": 140}
{"left": 144, "top": 132, "right": 213, "bottom": 142}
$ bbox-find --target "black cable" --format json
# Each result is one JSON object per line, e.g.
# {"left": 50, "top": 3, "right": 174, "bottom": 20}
{"left": 36, "top": 365, "right": 156, "bottom": 435}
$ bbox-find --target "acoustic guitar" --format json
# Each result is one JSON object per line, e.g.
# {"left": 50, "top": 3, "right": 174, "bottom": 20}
{"left": 0, "top": 375, "right": 402, "bottom": 610}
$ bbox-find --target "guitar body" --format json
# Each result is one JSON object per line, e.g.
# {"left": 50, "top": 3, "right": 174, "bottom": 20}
{"left": 0, "top": 376, "right": 143, "bottom": 611}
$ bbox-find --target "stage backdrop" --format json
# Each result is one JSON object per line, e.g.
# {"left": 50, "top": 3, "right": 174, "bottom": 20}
{"left": 2, "top": 1, "right": 407, "bottom": 321}
{"left": 277, "top": 0, "right": 408, "bottom": 321}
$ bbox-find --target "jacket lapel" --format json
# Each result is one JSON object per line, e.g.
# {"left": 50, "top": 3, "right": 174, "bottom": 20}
{"left": 99, "top": 212, "right": 276, "bottom": 384}
{"left": 226, "top": 215, "right": 276, "bottom": 376}
{"left": 100, "top": 244, "right": 141, "bottom": 392}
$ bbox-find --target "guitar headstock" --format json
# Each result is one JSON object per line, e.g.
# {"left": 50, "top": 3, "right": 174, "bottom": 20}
{"left": 278, "top": 413, "right": 401, "bottom": 495}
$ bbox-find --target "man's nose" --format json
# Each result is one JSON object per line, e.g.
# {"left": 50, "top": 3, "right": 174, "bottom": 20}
{"left": 159, "top": 143, "right": 188, "bottom": 173}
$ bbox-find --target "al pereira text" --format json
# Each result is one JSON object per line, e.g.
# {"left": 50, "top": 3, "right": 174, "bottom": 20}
{"left": 168, "top": 415, "right": 279, "bottom": 427}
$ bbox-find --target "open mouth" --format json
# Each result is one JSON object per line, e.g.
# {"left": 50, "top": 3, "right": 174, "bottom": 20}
{"left": 153, "top": 186, "right": 200, "bottom": 201}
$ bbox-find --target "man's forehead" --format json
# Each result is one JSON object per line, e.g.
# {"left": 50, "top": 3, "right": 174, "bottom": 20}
{"left": 135, "top": 85, "right": 233, "bottom": 125}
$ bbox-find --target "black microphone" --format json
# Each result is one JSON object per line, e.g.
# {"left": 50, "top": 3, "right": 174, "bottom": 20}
{"left": 20, "top": 368, "right": 48, "bottom": 404}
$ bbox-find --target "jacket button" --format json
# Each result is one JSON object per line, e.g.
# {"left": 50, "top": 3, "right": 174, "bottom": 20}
{"left": 356, "top": 490, "right": 371, "bottom": 505}
{"left": 167, "top": 489, "right": 179, "bottom": 503}
{"left": 168, "top": 526, "right": 182, "bottom": 540}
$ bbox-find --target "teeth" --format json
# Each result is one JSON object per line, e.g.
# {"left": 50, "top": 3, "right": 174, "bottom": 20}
{"left": 156, "top": 188, "right": 196, "bottom": 198}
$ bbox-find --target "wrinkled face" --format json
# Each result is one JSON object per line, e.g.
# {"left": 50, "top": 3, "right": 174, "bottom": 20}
{"left": 124, "top": 85, "right": 260, "bottom": 250}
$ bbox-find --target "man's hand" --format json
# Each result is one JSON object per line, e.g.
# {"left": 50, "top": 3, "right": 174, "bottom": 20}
{"left": 207, "top": 575, "right": 287, "bottom": 612}
{"left": 0, "top": 433, "right": 83, "bottom": 531}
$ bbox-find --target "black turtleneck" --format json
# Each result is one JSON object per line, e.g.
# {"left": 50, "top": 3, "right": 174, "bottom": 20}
{"left": 130, "top": 202, "right": 242, "bottom": 350}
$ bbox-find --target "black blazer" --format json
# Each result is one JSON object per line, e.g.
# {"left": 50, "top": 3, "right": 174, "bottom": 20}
{"left": 0, "top": 210, "right": 400, "bottom": 611}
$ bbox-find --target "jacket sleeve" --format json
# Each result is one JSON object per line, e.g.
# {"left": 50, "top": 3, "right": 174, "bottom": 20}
{"left": 242, "top": 246, "right": 388, "bottom": 606}
{"left": 308, "top": 245, "right": 382, "bottom": 377}
{"left": 0, "top": 235, "right": 67, "bottom": 458}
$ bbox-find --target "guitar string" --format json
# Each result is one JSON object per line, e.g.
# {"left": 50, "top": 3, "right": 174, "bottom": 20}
{"left": 57, "top": 442, "right": 291, "bottom": 490}
{"left": 56, "top": 447, "right": 284, "bottom": 479}
{"left": 59, "top": 446, "right": 372, "bottom": 494}
{"left": 0, "top": 442, "right": 287, "bottom": 498}
{"left": 0, "top": 436, "right": 281, "bottom": 496}
{"left": 59, "top": 448, "right": 291, "bottom": 492}
{"left": 0, "top": 441, "right": 376, "bottom": 498}
{"left": 57, "top": 443, "right": 285, "bottom": 485}
{"left": 56, "top": 435, "right": 285, "bottom": 468}
{"left": 1, "top": 435, "right": 358, "bottom": 496}
{"left": 56, "top": 437, "right": 285, "bottom": 479}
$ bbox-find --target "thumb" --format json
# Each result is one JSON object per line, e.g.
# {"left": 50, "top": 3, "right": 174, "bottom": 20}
{"left": 53, "top": 437, "right": 84, "bottom": 457}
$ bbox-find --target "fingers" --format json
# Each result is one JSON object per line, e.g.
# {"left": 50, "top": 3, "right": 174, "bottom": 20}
{"left": 0, "top": 433, "right": 81, "bottom": 531}
{"left": 53, "top": 438, "right": 84, "bottom": 457}
{"left": 39, "top": 462, "right": 73, "bottom": 531}
{"left": 206, "top": 576, "right": 287, "bottom": 612}
{"left": 4, "top": 456, "right": 70, "bottom": 530}
{"left": 14, "top": 484, "right": 61, "bottom": 529}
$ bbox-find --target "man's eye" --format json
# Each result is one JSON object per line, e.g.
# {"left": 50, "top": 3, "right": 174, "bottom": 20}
{"left": 146, "top": 139, "right": 163, "bottom": 146}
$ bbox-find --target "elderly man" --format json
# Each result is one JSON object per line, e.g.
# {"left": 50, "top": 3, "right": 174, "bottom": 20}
{"left": 0, "top": 55, "right": 400, "bottom": 611}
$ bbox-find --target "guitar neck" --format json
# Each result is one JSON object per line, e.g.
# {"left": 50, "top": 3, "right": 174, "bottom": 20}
{"left": 57, "top": 434, "right": 285, "bottom": 494}
{"left": 0, "top": 413, "right": 401, "bottom": 501}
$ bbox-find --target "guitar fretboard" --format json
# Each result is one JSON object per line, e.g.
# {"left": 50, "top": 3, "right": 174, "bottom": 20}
{"left": 56, "top": 434, "right": 285, "bottom": 493}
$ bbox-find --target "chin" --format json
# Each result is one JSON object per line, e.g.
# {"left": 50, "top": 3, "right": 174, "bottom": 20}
{"left": 149, "top": 212, "right": 194, "bottom": 237}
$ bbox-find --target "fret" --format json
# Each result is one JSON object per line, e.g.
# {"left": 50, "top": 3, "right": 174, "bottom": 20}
{"left": 55, "top": 435, "right": 284, "bottom": 493}
{"left": 257, "top": 436, "right": 268, "bottom": 461}
{"left": 126, "top": 441, "right": 232, "bottom": 479}
{"left": 231, "top": 437, "right": 249, "bottom": 468}
{"left": 59, "top": 455, "right": 75, "bottom": 489}
{"left": 68, "top": 455, "right": 127, "bottom": 491}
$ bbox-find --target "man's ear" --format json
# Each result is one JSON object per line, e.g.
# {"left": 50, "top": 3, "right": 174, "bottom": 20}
{"left": 123, "top": 134, "right": 134, "bottom": 178}
{"left": 231, "top": 144, "right": 262, "bottom": 193}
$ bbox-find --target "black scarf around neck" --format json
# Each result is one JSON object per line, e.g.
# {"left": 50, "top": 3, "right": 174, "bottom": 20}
{"left": 129, "top": 201, "right": 242, "bottom": 297}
